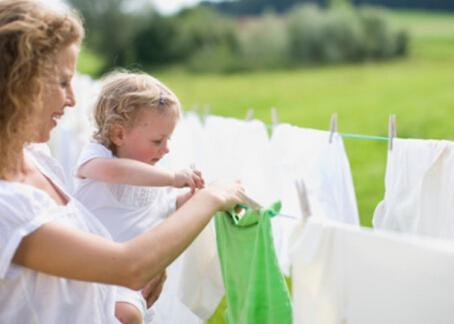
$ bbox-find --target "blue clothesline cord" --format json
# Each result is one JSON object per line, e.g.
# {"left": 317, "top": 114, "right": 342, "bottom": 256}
{"left": 340, "top": 133, "right": 390, "bottom": 141}
{"left": 264, "top": 124, "right": 390, "bottom": 141}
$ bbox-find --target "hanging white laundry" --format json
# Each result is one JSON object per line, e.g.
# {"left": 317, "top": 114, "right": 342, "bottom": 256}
{"left": 201, "top": 115, "right": 270, "bottom": 187}
{"left": 267, "top": 124, "right": 358, "bottom": 222}
{"left": 177, "top": 220, "right": 224, "bottom": 320}
{"left": 152, "top": 256, "right": 204, "bottom": 324}
{"left": 291, "top": 217, "right": 454, "bottom": 324}
{"left": 174, "top": 115, "right": 270, "bottom": 320}
{"left": 373, "top": 138, "right": 454, "bottom": 239}
{"left": 140, "top": 113, "right": 207, "bottom": 324}
{"left": 267, "top": 124, "right": 359, "bottom": 274}
{"left": 160, "top": 112, "right": 206, "bottom": 171}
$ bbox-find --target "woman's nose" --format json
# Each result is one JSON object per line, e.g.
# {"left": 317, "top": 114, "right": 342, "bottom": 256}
{"left": 66, "top": 85, "right": 76, "bottom": 107}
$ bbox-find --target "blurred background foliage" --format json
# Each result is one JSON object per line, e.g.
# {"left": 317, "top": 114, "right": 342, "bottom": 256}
{"left": 69, "top": 0, "right": 410, "bottom": 75}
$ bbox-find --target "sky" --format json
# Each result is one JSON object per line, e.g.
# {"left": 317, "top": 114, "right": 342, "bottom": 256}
{"left": 44, "top": 0, "right": 207, "bottom": 15}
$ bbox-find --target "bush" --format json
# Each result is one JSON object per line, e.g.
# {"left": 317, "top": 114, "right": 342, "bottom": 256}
{"left": 287, "top": 4, "right": 409, "bottom": 64}
{"left": 358, "top": 6, "right": 408, "bottom": 58}
{"left": 236, "top": 12, "right": 291, "bottom": 70}
{"left": 133, "top": 14, "right": 180, "bottom": 66}
{"left": 174, "top": 7, "right": 239, "bottom": 63}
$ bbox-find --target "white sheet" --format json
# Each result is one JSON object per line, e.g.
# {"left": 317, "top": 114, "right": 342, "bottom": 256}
{"left": 292, "top": 218, "right": 454, "bottom": 324}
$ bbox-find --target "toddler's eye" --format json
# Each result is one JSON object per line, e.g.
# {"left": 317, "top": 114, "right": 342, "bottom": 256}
{"left": 152, "top": 140, "right": 162, "bottom": 145}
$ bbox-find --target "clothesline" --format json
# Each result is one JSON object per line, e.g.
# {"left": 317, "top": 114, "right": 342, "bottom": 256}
{"left": 265, "top": 124, "right": 391, "bottom": 142}
{"left": 188, "top": 111, "right": 395, "bottom": 143}
{"left": 340, "top": 133, "right": 389, "bottom": 141}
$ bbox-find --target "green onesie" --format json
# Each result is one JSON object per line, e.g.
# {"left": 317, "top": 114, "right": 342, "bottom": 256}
{"left": 214, "top": 202, "right": 292, "bottom": 324}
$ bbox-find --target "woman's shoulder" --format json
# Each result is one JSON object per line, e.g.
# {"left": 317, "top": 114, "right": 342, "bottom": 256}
{"left": 0, "top": 180, "right": 53, "bottom": 224}
{"left": 26, "top": 144, "right": 69, "bottom": 189}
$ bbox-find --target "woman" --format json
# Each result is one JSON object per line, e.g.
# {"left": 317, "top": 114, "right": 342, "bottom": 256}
{"left": 0, "top": 1, "right": 246, "bottom": 323}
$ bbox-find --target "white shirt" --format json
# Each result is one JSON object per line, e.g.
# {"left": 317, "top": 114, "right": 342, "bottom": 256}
{"left": 74, "top": 142, "right": 176, "bottom": 243}
{"left": 373, "top": 138, "right": 454, "bottom": 238}
{"left": 0, "top": 145, "right": 118, "bottom": 324}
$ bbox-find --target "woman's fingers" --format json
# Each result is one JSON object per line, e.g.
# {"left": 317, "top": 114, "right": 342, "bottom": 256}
{"left": 142, "top": 271, "right": 167, "bottom": 308}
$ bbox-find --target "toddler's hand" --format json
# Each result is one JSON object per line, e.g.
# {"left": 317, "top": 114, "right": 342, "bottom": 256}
{"left": 173, "top": 169, "right": 205, "bottom": 191}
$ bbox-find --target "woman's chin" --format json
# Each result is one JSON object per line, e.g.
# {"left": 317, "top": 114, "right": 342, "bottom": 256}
{"left": 32, "top": 131, "right": 51, "bottom": 143}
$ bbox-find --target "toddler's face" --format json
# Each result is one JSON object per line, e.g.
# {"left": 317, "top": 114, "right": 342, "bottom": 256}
{"left": 116, "top": 108, "right": 177, "bottom": 164}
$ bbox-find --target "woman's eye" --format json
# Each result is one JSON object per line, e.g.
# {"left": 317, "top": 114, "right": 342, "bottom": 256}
{"left": 152, "top": 140, "right": 162, "bottom": 145}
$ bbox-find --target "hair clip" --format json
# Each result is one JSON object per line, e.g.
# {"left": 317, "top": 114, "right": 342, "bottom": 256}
{"left": 158, "top": 92, "right": 166, "bottom": 105}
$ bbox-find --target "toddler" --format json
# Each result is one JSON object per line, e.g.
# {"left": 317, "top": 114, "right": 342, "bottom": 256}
{"left": 74, "top": 71, "right": 204, "bottom": 324}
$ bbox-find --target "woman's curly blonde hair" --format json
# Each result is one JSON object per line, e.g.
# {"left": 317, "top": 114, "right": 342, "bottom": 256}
{"left": 0, "top": 0, "right": 84, "bottom": 179}
{"left": 93, "top": 71, "right": 182, "bottom": 154}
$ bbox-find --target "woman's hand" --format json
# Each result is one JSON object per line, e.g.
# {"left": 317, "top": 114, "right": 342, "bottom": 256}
{"left": 199, "top": 180, "right": 247, "bottom": 211}
{"left": 141, "top": 271, "right": 167, "bottom": 308}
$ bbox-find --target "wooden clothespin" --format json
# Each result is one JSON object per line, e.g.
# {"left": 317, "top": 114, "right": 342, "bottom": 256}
{"left": 245, "top": 108, "right": 254, "bottom": 121}
{"left": 271, "top": 107, "right": 279, "bottom": 127}
{"left": 295, "top": 179, "right": 311, "bottom": 222}
{"left": 329, "top": 113, "right": 338, "bottom": 144}
{"left": 388, "top": 114, "right": 397, "bottom": 151}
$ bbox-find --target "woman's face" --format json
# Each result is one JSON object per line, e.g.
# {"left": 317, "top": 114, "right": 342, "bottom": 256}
{"left": 34, "top": 44, "right": 78, "bottom": 143}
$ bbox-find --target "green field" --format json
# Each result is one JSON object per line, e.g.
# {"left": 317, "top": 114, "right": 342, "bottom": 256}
{"left": 151, "top": 11, "right": 454, "bottom": 227}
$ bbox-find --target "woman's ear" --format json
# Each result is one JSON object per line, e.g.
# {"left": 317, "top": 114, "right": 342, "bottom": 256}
{"left": 110, "top": 123, "right": 126, "bottom": 147}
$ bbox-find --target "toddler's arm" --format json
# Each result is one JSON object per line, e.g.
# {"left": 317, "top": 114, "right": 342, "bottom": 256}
{"left": 77, "top": 157, "right": 204, "bottom": 190}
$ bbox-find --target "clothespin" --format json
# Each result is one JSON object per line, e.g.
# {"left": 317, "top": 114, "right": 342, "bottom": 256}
{"left": 238, "top": 192, "right": 262, "bottom": 211}
{"left": 203, "top": 104, "right": 210, "bottom": 124}
{"left": 245, "top": 108, "right": 254, "bottom": 121}
{"left": 329, "top": 113, "right": 338, "bottom": 144}
{"left": 271, "top": 107, "right": 279, "bottom": 127}
{"left": 388, "top": 114, "right": 397, "bottom": 151}
{"left": 295, "top": 179, "right": 311, "bottom": 222}
{"left": 189, "top": 104, "right": 199, "bottom": 113}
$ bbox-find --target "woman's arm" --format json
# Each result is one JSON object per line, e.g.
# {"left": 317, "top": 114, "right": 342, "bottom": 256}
{"left": 77, "top": 158, "right": 203, "bottom": 189}
{"left": 12, "top": 182, "right": 242, "bottom": 290}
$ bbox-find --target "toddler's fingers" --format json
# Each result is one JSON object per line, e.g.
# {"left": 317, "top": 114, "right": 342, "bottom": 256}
{"left": 193, "top": 174, "right": 204, "bottom": 188}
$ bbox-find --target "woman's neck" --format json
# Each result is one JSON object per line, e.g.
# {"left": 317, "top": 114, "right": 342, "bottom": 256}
{"left": 5, "top": 152, "right": 34, "bottom": 182}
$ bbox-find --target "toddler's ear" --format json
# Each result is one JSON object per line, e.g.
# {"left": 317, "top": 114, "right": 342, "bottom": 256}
{"left": 110, "top": 123, "right": 126, "bottom": 146}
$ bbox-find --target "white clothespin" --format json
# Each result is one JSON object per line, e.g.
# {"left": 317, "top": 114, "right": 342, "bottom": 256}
{"left": 329, "top": 113, "right": 338, "bottom": 144}
{"left": 295, "top": 179, "right": 311, "bottom": 222}
{"left": 271, "top": 107, "right": 279, "bottom": 127}
{"left": 238, "top": 192, "right": 262, "bottom": 211}
{"left": 203, "top": 104, "right": 210, "bottom": 123}
{"left": 388, "top": 114, "right": 397, "bottom": 151}
{"left": 189, "top": 103, "right": 199, "bottom": 113}
{"left": 245, "top": 108, "right": 254, "bottom": 121}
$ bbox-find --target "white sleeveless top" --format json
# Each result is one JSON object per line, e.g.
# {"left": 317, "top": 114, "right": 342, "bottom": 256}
{"left": 0, "top": 144, "right": 119, "bottom": 324}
